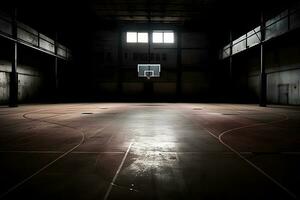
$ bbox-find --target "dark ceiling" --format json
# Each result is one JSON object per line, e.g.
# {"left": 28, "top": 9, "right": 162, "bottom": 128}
{"left": 89, "top": 0, "right": 298, "bottom": 24}
{"left": 4, "top": 0, "right": 299, "bottom": 37}
{"left": 11, "top": 0, "right": 298, "bottom": 24}
{"left": 90, "top": 0, "right": 219, "bottom": 23}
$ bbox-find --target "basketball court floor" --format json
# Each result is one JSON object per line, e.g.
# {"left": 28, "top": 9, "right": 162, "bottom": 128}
{"left": 0, "top": 103, "right": 299, "bottom": 199}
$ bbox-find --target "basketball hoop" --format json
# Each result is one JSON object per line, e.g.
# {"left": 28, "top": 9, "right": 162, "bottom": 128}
{"left": 145, "top": 71, "right": 153, "bottom": 79}
{"left": 137, "top": 64, "right": 161, "bottom": 79}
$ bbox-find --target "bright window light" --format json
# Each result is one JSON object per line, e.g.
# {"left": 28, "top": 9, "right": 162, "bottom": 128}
{"left": 152, "top": 31, "right": 174, "bottom": 43}
{"left": 127, "top": 31, "right": 174, "bottom": 44}
{"left": 153, "top": 32, "right": 163, "bottom": 43}
{"left": 127, "top": 32, "right": 137, "bottom": 43}
{"left": 164, "top": 32, "right": 174, "bottom": 43}
{"left": 138, "top": 32, "right": 148, "bottom": 43}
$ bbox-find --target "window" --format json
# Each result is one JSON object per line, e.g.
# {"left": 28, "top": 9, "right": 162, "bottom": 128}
{"left": 126, "top": 31, "right": 174, "bottom": 44}
{"left": 126, "top": 32, "right": 148, "bottom": 43}
{"left": 138, "top": 32, "right": 148, "bottom": 43}
{"left": 152, "top": 31, "right": 174, "bottom": 43}
{"left": 126, "top": 32, "right": 137, "bottom": 43}
{"left": 164, "top": 32, "right": 174, "bottom": 43}
{"left": 153, "top": 32, "right": 163, "bottom": 43}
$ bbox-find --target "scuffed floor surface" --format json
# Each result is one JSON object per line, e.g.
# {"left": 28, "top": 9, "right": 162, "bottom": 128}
{"left": 0, "top": 103, "right": 299, "bottom": 200}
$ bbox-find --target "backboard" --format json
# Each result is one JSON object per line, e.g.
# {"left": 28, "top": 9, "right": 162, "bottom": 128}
{"left": 137, "top": 64, "right": 161, "bottom": 79}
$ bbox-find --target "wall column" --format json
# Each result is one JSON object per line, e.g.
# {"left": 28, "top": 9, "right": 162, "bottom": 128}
{"left": 176, "top": 29, "right": 182, "bottom": 98}
{"left": 117, "top": 29, "right": 123, "bottom": 96}
{"left": 54, "top": 33, "right": 59, "bottom": 101}
{"left": 229, "top": 30, "right": 233, "bottom": 102}
{"left": 259, "top": 12, "right": 267, "bottom": 107}
{"left": 229, "top": 30, "right": 233, "bottom": 80}
{"left": 9, "top": 8, "right": 18, "bottom": 107}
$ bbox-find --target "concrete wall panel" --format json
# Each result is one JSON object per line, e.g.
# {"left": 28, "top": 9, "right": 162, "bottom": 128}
{"left": 181, "top": 32, "right": 208, "bottom": 48}
{"left": 248, "top": 75, "right": 259, "bottom": 100}
{"left": 122, "top": 82, "right": 144, "bottom": 94}
{"left": 18, "top": 74, "right": 42, "bottom": 102}
{"left": 0, "top": 17, "right": 12, "bottom": 35}
{"left": 0, "top": 72, "right": 9, "bottom": 103}
{"left": 267, "top": 68, "right": 300, "bottom": 105}
{"left": 0, "top": 60, "right": 44, "bottom": 103}
{"left": 182, "top": 50, "right": 208, "bottom": 65}
{"left": 181, "top": 82, "right": 207, "bottom": 95}
{"left": 153, "top": 82, "right": 176, "bottom": 95}
{"left": 290, "top": 7, "right": 300, "bottom": 30}
{"left": 182, "top": 72, "right": 208, "bottom": 82}
{"left": 98, "top": 82, "right": 118, "bottom": 94}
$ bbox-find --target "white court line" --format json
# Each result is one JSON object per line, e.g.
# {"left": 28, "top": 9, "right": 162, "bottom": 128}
{"left": 0, "top": 108, "right": 120, "bottom": 199}
{"left": 103, "top": 142, "right": 133, "bottom": 200}
{"left": 73, "top": 151, "right": 124, "bottom": 154}
{"left": 0, "top": 150, "right": 63, "bottom": 154}
{"left": 202, "top": 112, "right": 297, "bottom": 199}
{"left": 0, "top": 106, "right": 126, "bottom": 199}
{"left": 8, "top": 150, "right": 295, "bottom": 155}
{"left": 0, "top": 150, "right": 125, "bottom": 154}
{"left": 0, "top": 131, "right": 85, "bottom": 199}
{"left": 0, "top": 111, "right": 87, "bottom": 199}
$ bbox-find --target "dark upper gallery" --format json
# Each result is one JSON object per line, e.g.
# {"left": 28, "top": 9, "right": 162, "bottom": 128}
{"left": 0, "top": 0, "right": 299, "bottom": 104}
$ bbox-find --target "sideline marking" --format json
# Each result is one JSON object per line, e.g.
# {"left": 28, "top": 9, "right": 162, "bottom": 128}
{"left": 0, "top": 105, "right": 127, "bottom": 199}
{"left": 103, "top": 142, "right": 133, "bottom": 200}
{"left": 0, "top": 111, "right": 87, "bottom": 199}
{"left": 0, "top": 150, "right": 125, "bottom": 154}
{"left": 0, "top": 132, "right": 85, "bottom": 199}
{"left": 203, "top": 111, "right": 297, "bottom": 199}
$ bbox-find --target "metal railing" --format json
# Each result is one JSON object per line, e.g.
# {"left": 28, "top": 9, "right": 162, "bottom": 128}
{"left": 0, "top": 11, "right": 71, "bottom": 60}
{"left": 220, "top": 4, "right": 300, "bottom": 59}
